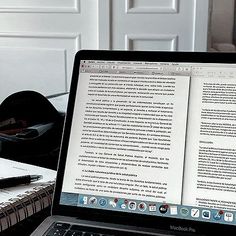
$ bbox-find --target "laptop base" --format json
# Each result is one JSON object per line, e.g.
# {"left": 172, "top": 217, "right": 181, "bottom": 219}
{"left": 31, "top": 215, "right": 175, "bottom": 236}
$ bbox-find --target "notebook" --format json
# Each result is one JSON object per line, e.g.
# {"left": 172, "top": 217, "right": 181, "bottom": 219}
{"left": 32, "top": 50, "right": 236, "bottom": 235}
{"left": 0, "top": 157, "right": 56, "bottom": 232}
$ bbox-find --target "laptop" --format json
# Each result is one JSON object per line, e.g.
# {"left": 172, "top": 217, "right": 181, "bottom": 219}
{"left": 31, "top": 50, "right": 236, "bottom": 236}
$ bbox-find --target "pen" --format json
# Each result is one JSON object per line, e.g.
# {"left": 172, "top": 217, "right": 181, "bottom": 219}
{"left": 0, "top": 175, "right": 43, "bottom": 188}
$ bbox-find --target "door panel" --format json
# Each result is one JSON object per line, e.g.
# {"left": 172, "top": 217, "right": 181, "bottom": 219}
{"left": 0, "top": 0, "right": 79, "bottom": 13}
{"left": 125, "top": 34, "right": 177, "bottom": 51}
{"left": 126, "top": 0, "right": 178, "bottom": 13}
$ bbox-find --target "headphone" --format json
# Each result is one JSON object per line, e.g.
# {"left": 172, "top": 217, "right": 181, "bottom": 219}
{"left": 0, "top": 91, "right": 65, "bottom": 170}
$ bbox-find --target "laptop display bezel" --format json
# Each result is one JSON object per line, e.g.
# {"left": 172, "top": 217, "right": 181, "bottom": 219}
{"left": 52, "top": 50, "right": 236, "bottom": 235}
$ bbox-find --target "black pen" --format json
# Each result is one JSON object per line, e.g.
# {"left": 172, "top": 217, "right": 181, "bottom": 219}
{"left": 0, "top": 175, "right": 43, "bottom": 188}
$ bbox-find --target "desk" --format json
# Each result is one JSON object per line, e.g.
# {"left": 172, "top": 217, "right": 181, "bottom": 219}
{"left": 1, "top": 207, "right": 50, "bottom": 236}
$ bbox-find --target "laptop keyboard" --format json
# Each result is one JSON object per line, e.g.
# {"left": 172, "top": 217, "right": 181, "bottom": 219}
{"left": 45, "top": 222, "right": 114, "bottom": 236}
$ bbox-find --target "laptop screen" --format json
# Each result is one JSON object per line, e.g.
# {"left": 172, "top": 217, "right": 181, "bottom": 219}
{"left": 58, "top": 51, "right": 236, "bottom": 231}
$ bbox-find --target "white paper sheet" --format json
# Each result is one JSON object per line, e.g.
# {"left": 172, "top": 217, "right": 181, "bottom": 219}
{"left": 0, "top": 158, "right": 56, "bottom": 203}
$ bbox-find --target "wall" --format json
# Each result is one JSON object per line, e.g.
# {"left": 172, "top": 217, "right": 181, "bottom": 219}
{"left": 211, "top": 0, "right": 235, "bottom": 44}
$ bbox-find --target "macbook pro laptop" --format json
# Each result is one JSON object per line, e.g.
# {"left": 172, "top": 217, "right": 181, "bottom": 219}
{"left": 32, "top": 50, "right": 236, "bottom": 235}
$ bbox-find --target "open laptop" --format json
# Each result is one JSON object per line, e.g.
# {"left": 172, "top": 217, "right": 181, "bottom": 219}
{"left": 32, "top": 50, "right": 236, "bottom": 236}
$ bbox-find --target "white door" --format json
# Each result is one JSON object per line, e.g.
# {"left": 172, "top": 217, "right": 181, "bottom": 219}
{"left": 0, "top": 0, "right": 210, "bottom": 102}
{"left": 0, "top": 0, "right": 97, "bottom": 102}
{"left": 99, "top": 0, "right": 209, "bottom": 51}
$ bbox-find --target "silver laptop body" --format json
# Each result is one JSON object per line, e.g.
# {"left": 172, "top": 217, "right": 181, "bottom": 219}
{"left": 31, "top": 50, "right": 236, "bottom": 236}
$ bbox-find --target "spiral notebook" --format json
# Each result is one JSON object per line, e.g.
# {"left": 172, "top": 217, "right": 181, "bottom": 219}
{"left": 0, "top": 157, "right": 56, "bottom": 232}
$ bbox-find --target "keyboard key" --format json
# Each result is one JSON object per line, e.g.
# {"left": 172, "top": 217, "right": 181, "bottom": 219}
{"left": 83, "top": 233, "right": 100, "bottom": 236}
{"left": 54, "top": 222, "right": 71, "bottom": 230}
{"left": 65, "top": 230, "right": 83, "bottom": 236}
{"left": 70, "top": 225, "right": 84, "bottom": 231}
{"left": 46, "top": 228, "right": 66, "bottom": 236}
